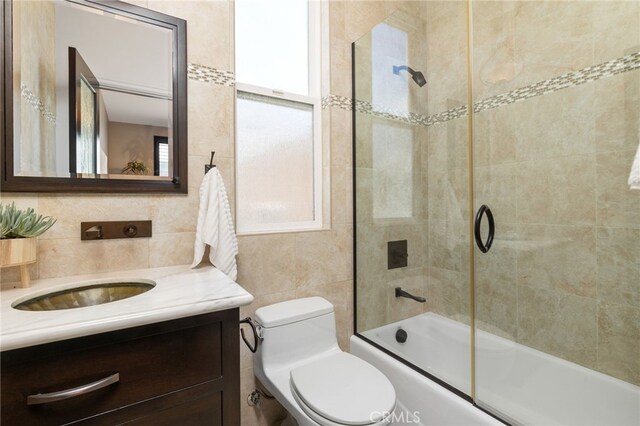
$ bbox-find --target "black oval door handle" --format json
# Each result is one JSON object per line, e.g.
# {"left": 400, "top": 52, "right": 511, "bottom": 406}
{"left": 474, "top": 205, "right": 495, "bottom": 253}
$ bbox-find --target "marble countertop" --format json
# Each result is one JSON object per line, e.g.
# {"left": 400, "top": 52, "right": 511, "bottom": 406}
{"left": 0, "top": 265, "right": 253, "bottom": 351}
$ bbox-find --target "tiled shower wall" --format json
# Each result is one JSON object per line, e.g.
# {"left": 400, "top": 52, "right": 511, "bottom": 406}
{"left": 354, "top": 0, "right": 639, "bottom": 387}
{"left": 353, "top": 2, "right": 433, "bottom": 332}
{"left": 0, "top": 1, "right": 407, "bottom": 425}
{"left": 354, "top": 1, "right": 471, "bottom": 333}
{"left": 472, "top": 0, "right": 640, "bottom": 387}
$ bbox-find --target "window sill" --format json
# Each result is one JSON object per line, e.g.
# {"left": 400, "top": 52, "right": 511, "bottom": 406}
{"left": 236, "top": 224, "right": 331, "bottom": 237}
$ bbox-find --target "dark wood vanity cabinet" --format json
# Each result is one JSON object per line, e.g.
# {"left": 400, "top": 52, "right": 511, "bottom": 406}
{"left": 1, "top": 308, "right": 240, "bottom": 425}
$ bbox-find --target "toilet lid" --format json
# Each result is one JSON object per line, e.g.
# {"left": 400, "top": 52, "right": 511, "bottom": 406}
{"left": 290, "top": 352, "right": 396, "bottom": 425}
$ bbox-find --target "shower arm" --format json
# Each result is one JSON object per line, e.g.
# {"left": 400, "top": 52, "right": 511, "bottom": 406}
{"left": 395, "top": 287, "right": 426, "bottom": 303}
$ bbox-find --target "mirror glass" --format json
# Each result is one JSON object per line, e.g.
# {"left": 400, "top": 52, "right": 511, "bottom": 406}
{"left": 12, "top": 0, "right": 173, "bottom": 180}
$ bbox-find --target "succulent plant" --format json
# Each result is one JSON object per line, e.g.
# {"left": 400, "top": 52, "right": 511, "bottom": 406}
{"left": 0, "top": 203, "right": 56, "bottom": 239}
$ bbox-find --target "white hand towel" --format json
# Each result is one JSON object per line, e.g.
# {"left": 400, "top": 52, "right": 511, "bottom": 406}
{"left": 629, "top": 144, "right": 640, "bottom": 191}
{"left": 191, "top": 168, "right": 239, "bottom": 280}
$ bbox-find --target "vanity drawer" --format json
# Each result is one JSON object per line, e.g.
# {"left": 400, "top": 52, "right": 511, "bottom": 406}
{"left": 83, "top": 381, "right": 223, "bottom": 426}
{"left": 1, "top": 314, "right": 224, "bottom": 425}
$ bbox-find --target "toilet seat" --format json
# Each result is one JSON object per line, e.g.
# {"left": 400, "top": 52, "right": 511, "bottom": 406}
{"left": 290, "top": 352, "right": 396, "bottom": 426}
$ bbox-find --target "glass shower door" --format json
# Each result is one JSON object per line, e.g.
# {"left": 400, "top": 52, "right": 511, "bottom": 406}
{"left": 353, "top": 1, "right": 473, "bottom": 397}
{"left": 472, "top": 1, "right": 640, "bottom": 424}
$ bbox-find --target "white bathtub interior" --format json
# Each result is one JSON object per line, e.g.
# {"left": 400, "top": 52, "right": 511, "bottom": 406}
{"left": 360, "top": 313, "right": 640, "bottom": 426}
{"left": 351, "top": 334, "right": 501, "bottom": 426}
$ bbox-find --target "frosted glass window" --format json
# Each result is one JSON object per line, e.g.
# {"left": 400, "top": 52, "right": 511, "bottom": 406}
{"left": 237, "top": 92, "right": 314, "bottom": 231}
{"left": 372, "top": 23, "right": 409, "bottom": 113}
{"left": 235, "top": 0, "right": 309, "bottom": 95}
{"left": 372, "top": 122, "right": 413, "bottom": 219}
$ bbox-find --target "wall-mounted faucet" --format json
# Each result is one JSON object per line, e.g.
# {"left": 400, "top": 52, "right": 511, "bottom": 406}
{"left": 81, "top": 221, "right": 152, "bottom": 240}
{"left": 395, "top": 287, "right": 426, "bottom": 303}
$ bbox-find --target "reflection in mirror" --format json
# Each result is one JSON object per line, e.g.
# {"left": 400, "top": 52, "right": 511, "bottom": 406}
{"left": 13, "top": 0, "right": 173, "bottom": 180}
{"left": 77, "top": 76, "right": 97, "bottom": 173}
{"left": 153, "top": 136, "right": 169, "bottom": 176}
{"left": 70, "top": 47, "right": 99, "bottom": 174}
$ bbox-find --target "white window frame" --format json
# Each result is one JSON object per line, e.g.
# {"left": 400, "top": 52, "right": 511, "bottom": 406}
{"left": 235, "top": 0, "right": 323, "bottom": 235}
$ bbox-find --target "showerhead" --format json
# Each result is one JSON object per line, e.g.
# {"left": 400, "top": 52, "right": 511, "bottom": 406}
{"left": 411, "top": 71, "right": 427, "bottom": 87}
{"left": 412, "top": 71, "right": 427, "bottom": 87}
{"left": 393, "top": 65, "right": 427, "bottom": 87}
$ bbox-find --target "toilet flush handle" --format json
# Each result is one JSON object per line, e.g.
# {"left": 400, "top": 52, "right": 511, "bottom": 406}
{"left": 240, "top": 317, "right": 259, "bottom": 353}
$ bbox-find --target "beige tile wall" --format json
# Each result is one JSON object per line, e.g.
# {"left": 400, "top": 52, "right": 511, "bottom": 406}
{"left": 473, "top": 1, "right": 640, "bottom": 386}
{"left": 422, "top": 0, "right": 471, "bottom": 327}
{"left": 422, "top": 0, "right": 472, "bottom": 329}
{"left": 354, "top": 1, "right": 470, "bottom": 333}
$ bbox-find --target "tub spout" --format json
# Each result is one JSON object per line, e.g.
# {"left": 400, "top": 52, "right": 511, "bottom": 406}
{"left": 395, "top": 287, "right": 426, "bottom": 303}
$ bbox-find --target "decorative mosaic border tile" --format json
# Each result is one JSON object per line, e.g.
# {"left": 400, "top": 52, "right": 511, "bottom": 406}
{"left": 323, "top": 94, "right": 440, "bottom": 127}
{"left": 187, "top": 63, "right": 235, "bottom": 87}
{"left": 322, "top": 94, "right": 352, "bottom": 110}
{"left": 473, "top": 51, "right": 640, "bottom": 114}
{"left": 324, "top": 94, "right": 470, "bottom": 127}
{"left": 189, "top": 51, "right": 639, "bottom": 124}
{"left": 426, "top": 105, "right": 468, "bottom": 126}
{"left": 20, "top": 84, "right": 56, "bottom": 125}
{"left": 355, "top": 100, "right": 429, "bottom": 126}
{"left": 338, "top": 51, "right": 640, "bottom": 127}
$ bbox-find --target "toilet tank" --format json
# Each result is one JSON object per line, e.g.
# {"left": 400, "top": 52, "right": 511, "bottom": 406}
{"left": 254, "top": 297, "right": 340, "bottom": 370}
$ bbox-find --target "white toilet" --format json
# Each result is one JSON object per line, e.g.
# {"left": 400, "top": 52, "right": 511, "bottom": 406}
{"left": 253, "top": 297, "right": 396, "bottom": 426}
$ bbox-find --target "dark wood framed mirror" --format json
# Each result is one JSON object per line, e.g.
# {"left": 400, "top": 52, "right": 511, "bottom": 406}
{"left": 1, "top": 0, "right": 188, "bottom": 193}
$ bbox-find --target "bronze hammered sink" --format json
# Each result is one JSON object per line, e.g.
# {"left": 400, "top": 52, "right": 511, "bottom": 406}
{"left": 12, "top": 281, "right": 155, "bottom": 311}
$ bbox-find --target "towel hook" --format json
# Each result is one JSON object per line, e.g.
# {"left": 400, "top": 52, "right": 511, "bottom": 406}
{"left": 204, "top": 151, "right": 216, "bottom": 174}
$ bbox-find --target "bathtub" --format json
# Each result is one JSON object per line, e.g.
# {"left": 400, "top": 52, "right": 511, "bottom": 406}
{"left": 352, "top": 313, "right": 640, "bottom": 426}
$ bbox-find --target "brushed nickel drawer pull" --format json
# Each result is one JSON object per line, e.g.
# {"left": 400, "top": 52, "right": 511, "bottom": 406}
{"left": 27, "top": 373, "right": 120, "bottom": 405}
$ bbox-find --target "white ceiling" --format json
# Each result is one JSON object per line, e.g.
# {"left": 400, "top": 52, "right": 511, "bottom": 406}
{"left": 100, "top": 90, "right": 171, "bottom": 127}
